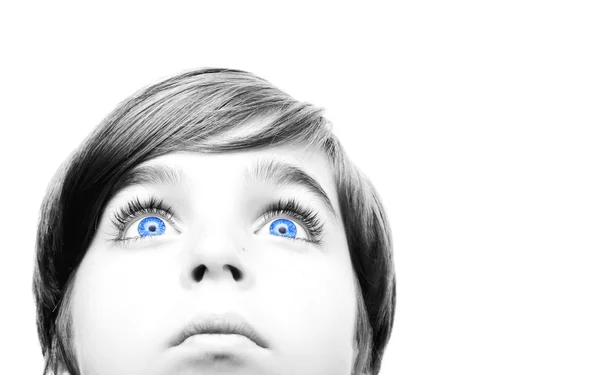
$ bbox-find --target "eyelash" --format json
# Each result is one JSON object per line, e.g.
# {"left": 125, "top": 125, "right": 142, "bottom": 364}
{"left": 110, "top": 196, "right": 176, "bottom": 244}
{"left": 109, "top": 196, "right": 325, "bottom": 246}
{"left": 259, "top": 197, "right": 325, "bottom": 245}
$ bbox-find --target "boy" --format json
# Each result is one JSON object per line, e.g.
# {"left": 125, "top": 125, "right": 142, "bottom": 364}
{"left": 34, "top": 68, "right": 395, "bottom": 375}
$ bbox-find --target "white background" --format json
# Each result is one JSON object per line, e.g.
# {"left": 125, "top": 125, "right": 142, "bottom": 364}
{"left": 1, "top": 1, "right": 599, "bottom": 374}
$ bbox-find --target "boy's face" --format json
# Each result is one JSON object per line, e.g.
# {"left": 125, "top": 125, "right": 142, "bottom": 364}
{"left": 68, "top": 144, "right": 359, "bottom": 375}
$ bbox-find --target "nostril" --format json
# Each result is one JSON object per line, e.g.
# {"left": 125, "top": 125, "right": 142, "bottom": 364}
{"left": 192, "top": 265, "right": 241, "bottom": 282}
{"left": 227, "top": 265, "right": 242, "bottom": 281}
{"left": 192, "top": 265, "right": 207, "bottom": 282}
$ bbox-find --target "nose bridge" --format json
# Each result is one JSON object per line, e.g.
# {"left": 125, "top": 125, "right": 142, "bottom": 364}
{"left": 182, "top": 203, "right": 250, "bottom": 286}
{"left": 193, "top": 225, "right": 239, "bottom": 273}
{"left": 182, "top": 167, "right": 250, "bottom": 285}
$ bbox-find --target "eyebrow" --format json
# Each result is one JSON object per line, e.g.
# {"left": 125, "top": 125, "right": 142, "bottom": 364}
{"left": 245, "top": 158, "right": 339, "bottom": 222}
{"left": 120, "top": 163, "right": 191, "bottom": 191}
{"left": 119, "top": 158, "right": 339, "bottom": 222}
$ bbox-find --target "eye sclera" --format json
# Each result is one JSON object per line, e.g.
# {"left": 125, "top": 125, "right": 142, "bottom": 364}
{"left": 254, "top": 197, "right": 326, "bottom": 245}
{"left": 122, "top": 214, "right": 178, "bottom": 239}
{"left": 109, "top": 196, "right": 325, "bottom": 245}
{"left": 119, "top": 211, "right": 311, "bottom": 243}
{"left": 254, "top": 200, "right": 327, "bottom": 244}
{"left": 254, "top": 212, "right": 311, "bottom": 243}
{"left": 109, "top": 196, "right": 180, "bottom": 242}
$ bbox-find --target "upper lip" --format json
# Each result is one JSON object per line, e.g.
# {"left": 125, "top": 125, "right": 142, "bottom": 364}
{"left": 171, "top": 312, "right": 269, "bottom": 349}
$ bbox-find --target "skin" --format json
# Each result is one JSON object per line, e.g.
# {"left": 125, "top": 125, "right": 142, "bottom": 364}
{"left": 67, "top": 144, "right": 359, "bottom": 375}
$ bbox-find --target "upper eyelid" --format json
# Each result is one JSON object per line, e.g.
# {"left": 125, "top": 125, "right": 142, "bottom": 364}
{"left": 113, "top": 206, "right": 174, "bottom": 223}
{"left": 132, "top": 209, "right": 176, "bottom": 225}
{"left": 110, "top": 195, "right": 323, "bottom": 235}
{"left": 120, "top": 207, "right": 312, "bottom": 231}
{"left": 262, "top": 209, "right": 312, "bottom": 227}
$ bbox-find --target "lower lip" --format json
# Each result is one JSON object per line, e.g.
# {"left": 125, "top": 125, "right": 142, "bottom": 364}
{"left": 168, "top": 334, "right": 268, "bottom": 371}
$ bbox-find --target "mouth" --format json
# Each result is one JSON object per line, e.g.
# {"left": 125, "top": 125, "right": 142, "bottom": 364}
{"left": 171, "top": 312, "right": 269, "bottom": 349}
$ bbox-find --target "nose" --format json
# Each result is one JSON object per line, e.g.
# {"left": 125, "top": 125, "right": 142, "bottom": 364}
{"left": 186, "top": 230, "right": 246, "bottom": 285}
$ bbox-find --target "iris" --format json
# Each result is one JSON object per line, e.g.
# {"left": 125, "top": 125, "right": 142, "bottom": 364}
{"left": 138, "top": 216, "right": 166, "bottom": 237}
{"left": 269, "top": 218, "right": 297, "bottom": 238}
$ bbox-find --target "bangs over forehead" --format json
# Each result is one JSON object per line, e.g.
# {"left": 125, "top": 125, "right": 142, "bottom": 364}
{"left": 34, "top": 68, "right": 395, "bottom": 375}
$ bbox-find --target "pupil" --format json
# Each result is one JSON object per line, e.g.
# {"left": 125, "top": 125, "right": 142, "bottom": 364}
{"left": 149, "top": 224, "right": 156, "bottom": 232}
{"left": 278, "top": 226, "right": 287, "bottom": 234}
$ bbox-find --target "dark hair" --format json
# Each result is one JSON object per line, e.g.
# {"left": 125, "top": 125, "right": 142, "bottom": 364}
{"left": 33, "top": 68, "right": 396, "bottom": 375}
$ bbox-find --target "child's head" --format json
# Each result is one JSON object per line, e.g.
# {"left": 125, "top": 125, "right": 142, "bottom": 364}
{"left": 33, "top": 68, "right": 395, "bottom": 375}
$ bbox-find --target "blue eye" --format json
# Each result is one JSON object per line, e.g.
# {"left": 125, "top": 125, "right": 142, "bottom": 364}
{"left": 138, "top": 216, "right": 166, "bottom": 237}
{"left": 269, "top": 218, "right": 297, "bottom": 238}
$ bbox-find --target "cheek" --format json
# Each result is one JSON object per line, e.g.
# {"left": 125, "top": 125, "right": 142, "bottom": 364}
{"left": 258, "top": 246, "right": 357, "bottom": 373}
{"left": 70, "top": 246, "right": 176, "bottom": 372}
